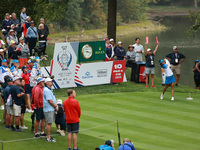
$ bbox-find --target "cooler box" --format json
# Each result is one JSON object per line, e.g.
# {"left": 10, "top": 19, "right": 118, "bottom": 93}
{"left": 131, "top": 62, "right": 146, "bottom": 83}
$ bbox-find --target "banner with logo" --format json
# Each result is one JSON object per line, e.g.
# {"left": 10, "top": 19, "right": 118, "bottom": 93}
{"left": 111, "top": 60, "right": 126, "bottom": 83}
{"left": 51, "top": 42, "right": 79, "bottom": 88}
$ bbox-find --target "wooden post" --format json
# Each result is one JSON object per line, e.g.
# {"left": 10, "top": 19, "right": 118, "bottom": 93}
{"left": 107, "top": 0, "right": 117, "bottom": 42}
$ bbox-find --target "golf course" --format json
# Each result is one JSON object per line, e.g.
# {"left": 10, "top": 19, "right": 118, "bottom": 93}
{"left": 0, "top": 70, "right": 200, "bottom": 150}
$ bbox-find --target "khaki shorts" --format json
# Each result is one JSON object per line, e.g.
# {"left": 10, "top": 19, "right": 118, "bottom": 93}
{"left": 12, "top": 104, "right": 21, "bottom": 116}
{"left": 6, "top": 105, "right": 11, "bottom": 114}
{"left": 44, "top": 111, "right": 55, "bottom": 124}
{"left": 145, "top": 67, "right": 155, "bottom": 74}
{"left": 171, "top": 64, "right": 181, "bottom": 75}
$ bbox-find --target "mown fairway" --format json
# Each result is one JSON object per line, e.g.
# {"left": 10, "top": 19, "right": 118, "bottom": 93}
{"left": 0, "top": 89, "right": 200, "bottom": 150}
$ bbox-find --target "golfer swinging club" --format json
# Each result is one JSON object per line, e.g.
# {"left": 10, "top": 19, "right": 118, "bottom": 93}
{"left": 159, "top": 59, "right": 176, "bottom": 101}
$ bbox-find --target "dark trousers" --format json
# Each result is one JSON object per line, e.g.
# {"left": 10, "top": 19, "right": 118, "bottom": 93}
{"left": 28, "top": 38, "right": 37, "bottom": 56}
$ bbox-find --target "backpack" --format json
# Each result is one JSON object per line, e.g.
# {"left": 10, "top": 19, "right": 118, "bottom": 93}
{"left": 123, "top": 143, "right": 134, "bottom": 150}
{"left": 6, "top": 94, "right": 13, "bottom": 106}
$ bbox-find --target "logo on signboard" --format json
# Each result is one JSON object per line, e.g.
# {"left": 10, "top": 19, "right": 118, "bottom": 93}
{"left": 82, "top": 71, "right": 93, "bottom": 79}
{"left": 97, "top": 69, "right": 107, "bottom": 77}
{"left": 57, "top": 46, "right": 72, "bottom": 70}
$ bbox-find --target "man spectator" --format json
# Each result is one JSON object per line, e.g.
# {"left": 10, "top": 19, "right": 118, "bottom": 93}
{"left": 27, "top": 21, "right": 38, "bottom": 56}
{"left": 40, "top": 18, "right": 49, "bottom": 57}
{"left": 99, "top": 140, "right": 115, "bottom": 150}
{"left": 43, "top": 78, "right": 58, "bottom": 142}
{"left": 8, "top": 40, "right": 21, "bottom": 66}
{"left": 105, "top": 38, "right": 114, "bottom": 61}
{"left": 166, "top": 46, "right": 186, "bottom": 86}
{"left": 115, "top": 41, "right": 126, "bottom": 60}
{"left": 23, "top": 16, "right": 31, "bottom": 44}
{"left": 133, "top": 37, "right": 144, "bottom": 62}
{"left": 32, "top": 77, "right": 46, "bottom": 138}
{"left": 64, "top": 89, "right": 81, "bottom": 150}
{"left": 1, "top": 13, "right": 12, "bottom": 43}
{"left": 11, "top": 13, "right": 22, "bottom": 40}
{"left": 10, "top": 77, "right": 25, "bottom": 132}
{"left": 118, "top": 138, "right": 136, "bottom": 150}
{"left": 38, "top": 24, "right": 48, "bottom": 60}
{"left": 4, "top": 77, "right": 13, "bottom": 129}
{"left": 20, "top": 7, "right": 27, "bottom": 24}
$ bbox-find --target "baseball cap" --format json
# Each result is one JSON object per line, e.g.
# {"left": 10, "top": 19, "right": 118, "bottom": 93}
{"left": 147, "top": 48, "right": 151, "bottom": 52}
{"left": 26, "top": 16, "right": 30, "bottom": 19}
{"left": 13, "top": 59, "right": 19, "bottom": 63}
{"left": 22, "top": 65, "right": 28, "bottom": 70}
{"left": 57, "top": 99, "right": 62, "bottom": 105}
{"left": 0, "top": 49, "right": 4, "bottom": 52}
{"left": 118, "top": 41, "right": 123, "bottom": 45}
{"left": 110, "top": 38, "right": 114, "bottom": 42}
{"left": 45, "top": 78, "right": 52, "bottom": 83}
{"left": 30, "top": 21, "right": 35, "bottom": 24}
{"left": 104, "top": 38, "right": 109, "bottom": 41}
{"left": 37, "top": 77, "right": 45, "bottom": 83}
{"left": 6, "top": 78, "right": 13, "bottom": 83}
{"left": 105, "top": 140, "right": 111, "bottom": 146}
{"left": 2, "top": 59, "right": 7, "bottom": 62}
{"left": 159, "top": 59, "right": 164, "bottom": 64}
{"left": 10, "top": 40, "right": 15, "bottom": 45}
{"left": 195, "top": 59, "right": 199, "bottom": 62}
{"left": 173, "top": 46, "right": 178, "bottom": 50}
{"left": 13, "top": 77, "right": 20, "bottom": 81}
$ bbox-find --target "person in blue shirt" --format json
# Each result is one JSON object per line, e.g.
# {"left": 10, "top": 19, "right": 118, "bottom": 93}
{"left": 27, "top": 21, "right": 38, "bottom": 56}
{"left": 10, "top": 59, "right": 20, "bottom": 77}
{"left": 115, "top": 41, "right": 126, "bottom": 60}
{"left": 118, "top": 138, "right": 136, "bottom": 150}
{"left": 99, "top": 140, "right": 115, "bottom": 150}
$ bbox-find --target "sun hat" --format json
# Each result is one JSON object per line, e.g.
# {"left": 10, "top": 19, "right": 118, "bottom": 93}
{"left": 9, "top": 29, "right": 14, "bottom": 33}
{"left": 10, "top": 40, "right": 15, "bottom": 45}
{"left": 45, "top": 78, "right": 52, "bottom": 83}
{"left": 37, "top": 77, "right": 45, "bottom": 84}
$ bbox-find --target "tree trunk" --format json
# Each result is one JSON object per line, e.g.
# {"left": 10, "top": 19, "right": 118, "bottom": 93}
{"left": 107, "top": 0, "right": 117, "bottom": 42}
{"left": 194, "top": 0, "right": 197, "bottom": 10}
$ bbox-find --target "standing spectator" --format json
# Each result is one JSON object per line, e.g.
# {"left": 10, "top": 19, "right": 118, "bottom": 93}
{"left": 160, "top": 59, "right": 176, "bottom": 101}
{"left": 7, "top": 29, "right": 18, "bottom": 47}
{"left": 10, "top": 59, "right": 20, "bottom": 77}
{"left": 20, "top": 7, "right": 27, "bottom": 24}
{"left": 118, "top": 138, "right": 136, "bottom": 150}
{"left": 193, "top": 60, "right": 200, "bottom": 90}
{"left": 10, "top": 77, "right": 25, "bottom": 132}
{"left": 1, "top": 13, "right": 12, "bottom": 44}
{"left": 23, "top": 16, "right": 31, "bottom": 44}
{"left": 115, "top": 41, "right": 126, "bottom": 60}
{"left": 38, "top": 24, "right": 48, "bottom": 60}
{"left": 0, "top": 48, "right": 6, "bottom": 66}
{"left": 64, "top": 89, "right": 81, "bottom": 150}
{"left": 27, "top": 21, "right": 38, "bottom": 56}
{"left": 40, "top": 18, "right": 49, "bottom": 57}
{"left": 110, "top": 38, "right": 116, "bottom": 56}
{"left": 166, "top": 46, "right": 186, "bottom": 86}
{"left": 105, "top": 38, "right": 114, "bottom": 61}
{"left": 26, "top": 59, "right": 35, "bottom": 73}
{"left": 17, "top": 37, "right": 29, "bottom": 68}
{"left": 43, "top": 78, "right": 58, "bottom": 142}
{"left": 144, "top": 42, "right": 159, "bottom": 88}
{"left": 21, "top": 65, "right": 32, "bottom": 113}
{"left": 11, "top": 13, "right": 22, "bottom": 40}
{"left": 4, "top": 77, "right": 13, "bottom": 129}
{"left": 18, "top": 78, "right": 28, "bottom": 129}
{"left": 32, "top": 77, "right": 46, "bottom": 138}
{"left": 99, "top": 140, "right": 114, "bottom": 150}
{"left": 133, "top": 37, "right": 144, "bottom": 62}
{"left": 8, "top": 40, "right": 21, "bottom": 66}
{"left": 126, "top": 45, "right": 135, "bottom": 67}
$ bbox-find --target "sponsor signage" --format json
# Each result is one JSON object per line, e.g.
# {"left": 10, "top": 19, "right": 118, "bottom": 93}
{"left": 111, "top": 60, "right": 126, "bottom": 83}
{"left": 94, "top": 41, "right": 106, "bottom": 60}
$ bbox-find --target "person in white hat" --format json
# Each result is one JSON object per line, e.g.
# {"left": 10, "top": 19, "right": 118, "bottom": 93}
{"left": 133, "top": 37, "right": 144, "bottom": 62}
{"left": 6, "top": 29, "right": 18, "bottom": 47}
{"left": 115, "top": 41, "right": 126, "bottom": 60}
{"left": 43, "top": 78, "right": 58, "bottom": 142}
{"left": 166, "top": 46, "right": 186, "bottom": 86}
{"left": 144, "top": 42, "right": 159, "bottom": 88}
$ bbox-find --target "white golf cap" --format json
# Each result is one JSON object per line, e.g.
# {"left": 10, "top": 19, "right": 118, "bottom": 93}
{"left": 173, "top": 46, "right": 178, "bottom": 50}
{"left": 0, "top": 49, "right": 4, "bottom": 52}
{"left": 13, "top": 77, "right": 20, "bottom": 81}
{"left": 110, "top": 38, "right": 114, "bottom": 42}
{"left": 57, "top": 99, "right": 62, "bottom": 105}
{"left": 118, "top": 41, "right": 123, "bottom": 45}
{"left": 45, "top": 78, "right": 52, "bottom": 83}
{"left": 147, "top": 48, "right": 151, "bottom": 52}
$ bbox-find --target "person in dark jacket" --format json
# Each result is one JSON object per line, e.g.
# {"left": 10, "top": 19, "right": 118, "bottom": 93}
{"left": 115, "top": 41, "right": 126, "bottom": 60}
{"left": 11, "top": 13, "right": 22, "bottom": 40}
{"left": 1, "top": 13, "right": 12, "bottom": 45}
{"left": 40, "top": 18, "right": 49, "bottom": 57}
{"left": 193, "top": 60, "right": 200, "bottom": 90}
{"left": 8, "top": 40, "right": 21, "bottom": 66}
{"left": 38, "top": 23, "right": 48, "bottom": 60}
{"left": 105, "top": 38, "right": 114, "bottom": 61}
{"left": 0, "top": 49, "right": 6, "bottom": 66}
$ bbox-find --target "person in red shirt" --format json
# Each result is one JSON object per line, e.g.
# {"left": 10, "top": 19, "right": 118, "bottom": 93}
{"left": 21, "top": 65, "right": 33, "bottom": 113}
{"left": 64, "top": 89, "right": 81, "bottom": 150}
{"left": 32, "top": 77, "right": 46, "bottom": 138}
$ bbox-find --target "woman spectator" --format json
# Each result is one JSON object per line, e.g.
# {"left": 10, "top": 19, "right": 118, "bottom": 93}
{"left": 20, "top": 7, "right": 27, "bottom": 24}
{"left": 115, "top": 41, "right": 126, "bottom": 60}
{"left": 105, "top": 38, "right": 114, "bottom": 61}
{"left": 1, "top": 13, "right": 12, "bottom": 45}
{"left": 38, "top": 24, "right": 48, "bottom": 60}
{"left": 8, "top": 40, "right": 21, "bottom": 66}
{"left": 193, "top": 60, "right": 200, "bottom": 90}
{"left": 27, "top": 21, "right": 37, "bottom": 56}
{"left": 126, "top": 45, "right": 136, "bottom": 67}
{"left": 6, "top": 29, "right": 18, "bottom": 47}
{"left": 17, "top": 37, "right": 29, "bottom": 68}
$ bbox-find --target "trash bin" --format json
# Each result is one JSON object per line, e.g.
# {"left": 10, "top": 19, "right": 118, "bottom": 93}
{"left": 131, "top": 62, "right": 146, "bottom": 83}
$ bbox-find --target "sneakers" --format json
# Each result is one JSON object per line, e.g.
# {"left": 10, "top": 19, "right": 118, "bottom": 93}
{"left": 68, "top": 148, "right": 72, "bottom": 150}
{"left": 151, "top": 85, "right": 156, "bottom": 88}
{"left": 0, "top": 105, "right": 4, "bottom": 110}
{"left": 5, "top": 125, "right": 10, "bottom": 129}
{"left": 175, "top": 84, "right": 178, "bottom": 87}
{"left": 10, "top": 128, "right": 16, "bottom": 131}
{"left": 34, "top": 134, "right": 41, "bottom": 138}
{"left": 46, "top": 137, "right": 56, "bottom": 142}
{"left": 20, "top": 125, "right": 28, "bottom": 129}
{"left": 16, "top": 128, "right": 24, "bottom": 132}
{"left": 171, "top": 97, "right": 174, "bottom": 101}
{"left": 145, "top": 85, "right": 148, "bottom": 88}
{"left": 57, "top": 129, "right": 65, "bottom": 136}
{"left": 73, "top": 148, "right": 81, "bottom": 150}
{"left": 160, "top": 93, "right": 164, "bottom": 100}
{"left": 40, "top": 132, "right": 47, "bottom": 137}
